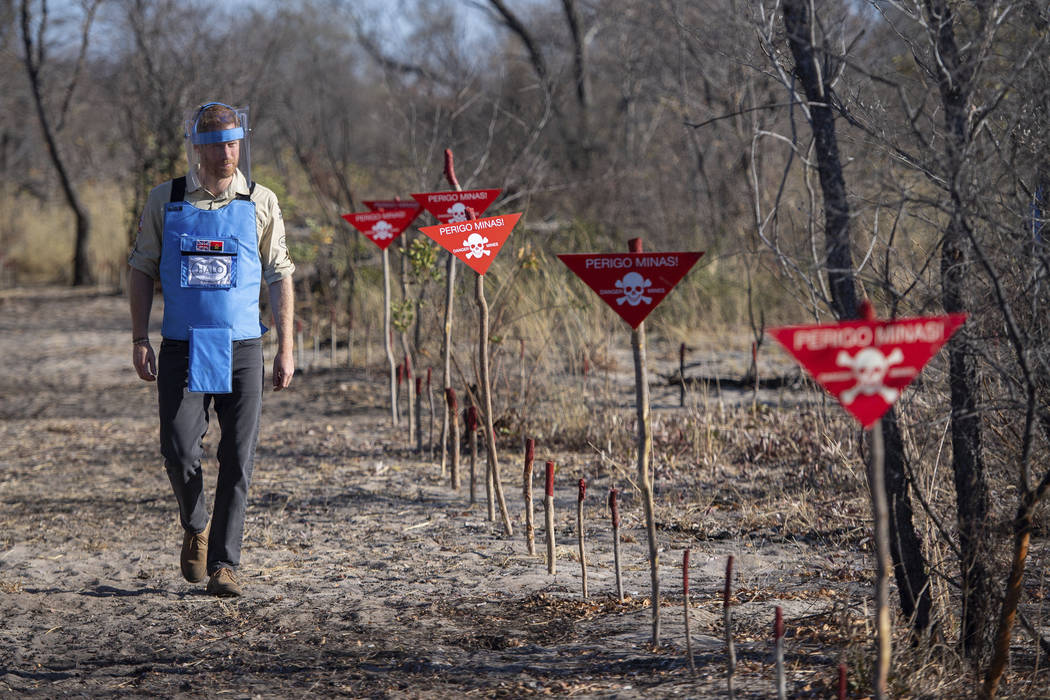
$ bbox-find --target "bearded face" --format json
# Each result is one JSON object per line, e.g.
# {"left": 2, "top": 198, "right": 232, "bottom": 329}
{"left": 196, "top": 137, "right": 240, "bottom": 182}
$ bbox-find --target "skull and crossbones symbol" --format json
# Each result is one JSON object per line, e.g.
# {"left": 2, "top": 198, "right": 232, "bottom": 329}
{"left": 836, "top": 347, "right": 904, "bottom": 404}
{"left": 615, "top": 272, "right": 652, "bottom": 306}
{"left": 464, "top": 232, "right": 491, "bottom": 259}
{"left": 447, "top": 203, "right": 468, "bottom": 223}
{"left": 370, "top": 221, "right": 395, "bottom": 240}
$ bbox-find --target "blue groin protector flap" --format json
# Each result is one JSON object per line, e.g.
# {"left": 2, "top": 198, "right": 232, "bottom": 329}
{"left": 188, "top": 327, "right": 233, "bottom": 393}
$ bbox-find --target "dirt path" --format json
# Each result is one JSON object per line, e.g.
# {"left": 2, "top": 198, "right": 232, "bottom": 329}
{"left": 0, "top": 287, "right": 867, "bottom": 698}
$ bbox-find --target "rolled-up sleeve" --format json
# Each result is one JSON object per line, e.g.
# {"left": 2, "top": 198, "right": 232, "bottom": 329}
{"left": 127, "top": 183, "right": 171, "bottom": 280}
{"left": 255, "top": 187, "right": 295, "bottom": 285}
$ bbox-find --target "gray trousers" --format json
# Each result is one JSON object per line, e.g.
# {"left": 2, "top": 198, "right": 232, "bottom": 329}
{"left": 158, "top": 338, "right": 263, "bottom": 574}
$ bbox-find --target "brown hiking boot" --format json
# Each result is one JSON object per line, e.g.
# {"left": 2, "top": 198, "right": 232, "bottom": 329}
{"left": 206, "top": 567, "right": 242, "bottom": 597}
{"left": 180, "top": 524, "right": 209, "bottom": 583}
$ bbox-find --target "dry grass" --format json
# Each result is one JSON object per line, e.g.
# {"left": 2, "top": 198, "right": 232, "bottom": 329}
{"left": 0, "top": 184, "right": 129, "bottom": 286}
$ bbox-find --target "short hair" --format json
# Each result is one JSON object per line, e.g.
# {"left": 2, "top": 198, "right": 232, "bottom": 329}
{"left": 195, "top": 104, "right": 239, "bottom": 135}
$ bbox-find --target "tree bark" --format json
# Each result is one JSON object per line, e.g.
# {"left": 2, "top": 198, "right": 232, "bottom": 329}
{"left": 782, "top": 0, "right": 856, "bottom": 320}
{"left": 882, "top": 408, "right": 933, "bottom": 634}
{"left": 924, "top": 0, "right": 994, "bottom": 661}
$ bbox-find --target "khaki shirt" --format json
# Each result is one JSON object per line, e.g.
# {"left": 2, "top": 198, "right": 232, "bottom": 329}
{"left": 128, "top": 170, "right": 294, "bottom": 286}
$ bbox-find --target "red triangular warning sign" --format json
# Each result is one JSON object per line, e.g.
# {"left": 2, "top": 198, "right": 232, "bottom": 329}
{"left": 418, "top": 213, "right": 522, "bottom": 275}
{"left": 558, "top": 252, "right": 704, "bottom": 329}
{"left": 411, "top": 189, "right": 501, "bottom": 224}
{"left": 342, "top": 209, "right": 418, "bottom": 250}
{"left": 768, "top": 313, "right": 967, "bottom": 428}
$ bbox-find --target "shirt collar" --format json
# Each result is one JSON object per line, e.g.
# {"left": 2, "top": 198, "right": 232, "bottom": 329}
{"left": 187, "top": 169, "right": 250, "bottom": 200}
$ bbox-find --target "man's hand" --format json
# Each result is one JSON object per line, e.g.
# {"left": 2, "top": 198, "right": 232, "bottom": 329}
{"left": 272, "top": 351, "right": 294, "bottom": 391}
{"left": 129, "top": 268, "right": 157, "bottom": 381}
{"left": 268, "top": 276, "right": 295, "bottom": 391}
{"left": 134, "top": 342, "right": 157, "bottom": 381}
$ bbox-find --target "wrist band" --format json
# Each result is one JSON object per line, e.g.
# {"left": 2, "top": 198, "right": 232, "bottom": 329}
{"left": 133, "top": 337, "right": 151, "bottom": 346}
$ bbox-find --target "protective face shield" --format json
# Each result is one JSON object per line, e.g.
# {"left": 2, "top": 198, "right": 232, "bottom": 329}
{"left": 184, "top": 102, "right": 251, "bottom": 192}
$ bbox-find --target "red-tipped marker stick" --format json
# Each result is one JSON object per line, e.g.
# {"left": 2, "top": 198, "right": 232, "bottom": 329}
{"left": 577, "top": 478, "right": 588, "bottom": 598}
{"left": 444, "top": 148, "right": 458, "bottom": 189}
{"left": 859, "top": 297, "right": 876, "bottom": 321}
{"left": 775, "top": 606, "right": 786, "bottom": 700}
{"left": 725, "top": 555, "right": 737, "bottom": 699}
{"left": 415, "top": 376, "right": 424, "bottom": 455}
{"left": 609, "top": 487, "right": 623, "bottom": 602}
{"left": 545, "top": 461, "right": 556, "bottom": 575}
{"left": 446, "top": 388, "right": 460, "bottom": 491}
{"left": 684, "top": 549, "right": 696, "bottom": 675}
{"left": 838, "top": 662, "right": 847, "bottom": 700}
{"left": 523, "top": 439, "right": 535, "bottom": 556}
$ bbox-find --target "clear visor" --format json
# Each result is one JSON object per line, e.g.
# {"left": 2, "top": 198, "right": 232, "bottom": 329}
{"left": 183, "top": 103, "right": 250, "bottom": 192}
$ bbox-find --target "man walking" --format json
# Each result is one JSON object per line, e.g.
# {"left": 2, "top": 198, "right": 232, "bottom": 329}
{"left": 128, "top": 102, "right": 294, "bottom": 597}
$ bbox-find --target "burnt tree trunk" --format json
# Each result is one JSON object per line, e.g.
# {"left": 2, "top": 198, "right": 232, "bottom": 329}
{"left": 782, "top": 0, "right": 856, "bottom": 321}
{"left": 21, "top": 0, "right": 94, "bottom": 286}
{"left": 925, "top": 0, "right": 994, "bottom": 661}
{"left": 881, "top": 407, "right": 932, "bottom": 633}
{"left": 783, "top": 0, "right": 932, "bottom": 635}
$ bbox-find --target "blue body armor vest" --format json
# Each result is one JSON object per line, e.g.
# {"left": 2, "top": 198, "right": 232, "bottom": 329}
{"left": 159, "top": 177, "right": 265, "bottom": 392}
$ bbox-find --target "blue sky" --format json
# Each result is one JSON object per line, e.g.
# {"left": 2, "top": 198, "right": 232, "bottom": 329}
{"left": 38, "top": 0, "right": 502, "bottom": 59}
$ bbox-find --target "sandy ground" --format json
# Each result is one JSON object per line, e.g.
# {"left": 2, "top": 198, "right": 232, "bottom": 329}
{"left": 0, "top": 286, "right": 885, "bottom": 698}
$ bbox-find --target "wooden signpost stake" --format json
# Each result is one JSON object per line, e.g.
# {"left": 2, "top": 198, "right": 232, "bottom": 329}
{"left": 440, "top": 152, "right": 459, "bottom": 477}
{"left": 629, "top": 239, "right": 661, "bottom": 645}
{"left": 384, "top": 250, "right": 397, "bottom": 424}
{"left": 427, "top": 368, "right": 435, "bottom": 461}
{"left": 341, "top": 206, "right": 420, "bottom": 427}
{"left": 475, "top": 249, "right": 513, "bottom": 535}
{"left": 558, "top": 240, "right": 703, "bottom": 648}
